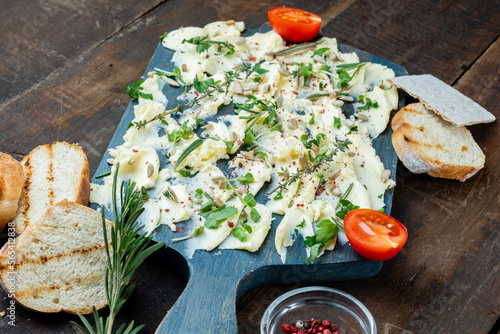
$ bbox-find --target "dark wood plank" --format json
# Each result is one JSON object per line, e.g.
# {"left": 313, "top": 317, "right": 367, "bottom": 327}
{"left": 0, "top": 0, "right": 166, "bottom": 106}
{"left": 321, "top": 0, "right": 500, "bottom": 84}
{"left": 0, "top": 0, "right": 354, "bottom": 169}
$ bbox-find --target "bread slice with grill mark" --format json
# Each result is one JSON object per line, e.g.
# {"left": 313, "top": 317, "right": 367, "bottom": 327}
{"left": 391, "top": 103, "right": 485, "bottom": 181}
{"left": 12, "top": 142, "right": 90, "bottom": 233}
{"left": 0, "top": 200, "right": 113, "bottom": 314}
{"left": 0, "top": 152, "right": 24, "bottom": 231}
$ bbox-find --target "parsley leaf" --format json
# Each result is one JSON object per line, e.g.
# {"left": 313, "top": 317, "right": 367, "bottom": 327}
{"left": 193, "top": 75, "right": 217, "bottom": 93}
{"left": 126, "top": 79, "right": 153, "bottom": 100}
{"left": 232, "top": 227, "right": 247, "bottom": 242}
{"left": 202, "top": 205, "right": 238, "bottom": 229}
{"left": 357, "top": 96, "right": 379, "bottom": 110}
{"left": 336, "top": 198, "right": 360, "bottom": 219}
{"left": 312, "top": 47, "right": 330, "bottom": 57}
{"left": 252, "top": 63, "right": 269, "bottom": 75}
{"left": 303, "top": 219, "right": 340, "bottom": 264}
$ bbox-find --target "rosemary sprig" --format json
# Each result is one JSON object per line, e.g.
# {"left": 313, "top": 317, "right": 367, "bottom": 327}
{"left": 134, "top": 64, "right": 252, "bottom": 129}
{"left": 274, "top": 40, "right": 325, "bottom": 57}
{"left": 267, "top": 139, "right": 352, "bottom": 197}
{"left": 71, "top": 164, "right": 165, "bottom": 334}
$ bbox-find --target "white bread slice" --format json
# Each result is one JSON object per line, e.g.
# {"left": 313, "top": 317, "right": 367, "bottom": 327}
{"left": 0, "top": 200, "right": 113, "bottom": 314}
{"left": 0, "top": 153, "right": 24, "bottom": 230}
{"left": 13, "top": 142, "right": 90, "bottom": 233}
{"left": 391, "top": 103, "right": 485, "bottom": 182}
{"left": 389, "top": 74, "right": 495, "bottom": 126}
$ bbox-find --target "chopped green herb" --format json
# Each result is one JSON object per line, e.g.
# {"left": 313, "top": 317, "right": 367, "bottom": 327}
{"left": 306, "top": 93, "right": 330, "bottom": 100}
{"left": 347, "top": 125, "right": 358, "bottom": 134}
{"left": 309, "top": 113, "right": 315, "bottom": 125}
{"left": 160, "top": 31, "right": 168, "bottom": 40}
{"left": 95, "top": 170, "right": 111, "bottom": 178}
{"left": 178, "top": 168, "right": 191, "bottom": 177}
{"left": 194, "top": 226, "right": 204, "bottom": 235}
{"left": 357, "top": 96, "right": 379, "bottom": 110}
{"left": 333, "top": 116, "right": 341, "bottom": 129}
{"left": 175, "top": 138, "right": 203, "bottom": 168}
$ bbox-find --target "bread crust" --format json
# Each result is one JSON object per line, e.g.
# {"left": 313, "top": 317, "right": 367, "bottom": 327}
{"left": 391, "top": 103, "right": 484, "bottom": 182}
{"left": 0, "top": 200, "right": 113, "bottom": 314}
{"left": 0, "top": 153, "right": 24, "bottom": 231}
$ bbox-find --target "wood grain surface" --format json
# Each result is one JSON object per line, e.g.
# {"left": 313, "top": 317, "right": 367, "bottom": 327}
{"left": 0, "top": 0, "right": 498, "bottom": 333}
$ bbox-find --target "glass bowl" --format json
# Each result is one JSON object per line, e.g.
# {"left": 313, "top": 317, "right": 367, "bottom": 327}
{"left": 260, "top": 286, "right": 376, "bottom": 334}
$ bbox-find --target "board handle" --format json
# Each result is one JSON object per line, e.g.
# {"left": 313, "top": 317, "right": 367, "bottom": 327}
{"left": 155, "top": 260, "right": 242, "bottom": 333}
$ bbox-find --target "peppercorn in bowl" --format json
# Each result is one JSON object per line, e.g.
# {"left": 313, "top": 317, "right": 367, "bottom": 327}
{"left": 260, "top": 286, "right": 376, "bottom": 334}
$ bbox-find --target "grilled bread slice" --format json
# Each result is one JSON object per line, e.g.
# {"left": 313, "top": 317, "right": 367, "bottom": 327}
{"left": 0, "top": 200, "right": 112, "bottom": 314}
{"left": 391, "top": 103, "right": 485, "bottom": 181}
{"left": 12, "top": 142, "right": 90, "bottom": 233}
{"left": 0, "top": 153, "right": 24, "bottom": 231}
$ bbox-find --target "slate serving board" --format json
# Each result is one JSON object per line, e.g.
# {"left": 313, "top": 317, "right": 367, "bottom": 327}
{"left": 90, "top": 26, "right": 407, "bottom": 333}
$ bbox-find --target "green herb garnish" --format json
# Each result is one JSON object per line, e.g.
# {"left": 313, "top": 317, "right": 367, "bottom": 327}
{"left": 72, "top": 164, "right": 165, "bottom": 334}
{"left": 126, "top": 79, "right": 153, "bottom": 100}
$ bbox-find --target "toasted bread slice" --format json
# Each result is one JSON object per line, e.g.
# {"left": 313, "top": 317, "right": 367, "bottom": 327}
{"left": 12, "top": 142, "right": 90, "bottom": 233}
{"left": 0, "top": 153, "right": 24, "bottom": 230}
{"left": 391, "top": 103, "right": 485, "bottom": 181}
{"left": 389, "top": 74, "right": 495, "bottom": 126}
{"left": 0, "top": 200, "right": 112, "bottom": 314}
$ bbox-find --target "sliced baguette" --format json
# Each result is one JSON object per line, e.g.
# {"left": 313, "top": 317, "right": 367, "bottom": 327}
{"left": 0, "top": 200, "right": 112, "bottom": 314}
{"left": 12, "top": 142, "right": 90, "bottom": 233}
{"left": 391, "top": 103, "right": 485, "bottom": 181}
{"left": 0, "top": 153, "right": 24, "bottom": 230}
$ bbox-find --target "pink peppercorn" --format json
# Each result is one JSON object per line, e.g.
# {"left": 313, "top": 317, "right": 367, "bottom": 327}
{"left": 322, "top": 319, "right": 332, "bottom": 328}
{"left": 282, "top": 323, "right": 291, "bottom": 333}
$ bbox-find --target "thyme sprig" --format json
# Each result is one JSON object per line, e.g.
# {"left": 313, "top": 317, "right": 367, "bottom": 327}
{"left": 134, "top": 64, "right": 252, "bottom": 130}
{"left": 234, "top": 96, "right": 279, "bottom": 134}
{"left": 182, "top": 35, "right": 236, "bottom": 56}
{"left": 71, "top": 164, "right": 165, "bottom": 334}
{"left": 267, "top": 139, "right": 352, "bottom": 198}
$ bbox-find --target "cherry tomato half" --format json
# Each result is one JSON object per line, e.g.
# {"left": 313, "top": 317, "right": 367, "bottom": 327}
{"left": 344, "top": 209, "right": 408, "bottom": 261}
{"left": 268, "top": 6, "right": 322, "bottom": 43}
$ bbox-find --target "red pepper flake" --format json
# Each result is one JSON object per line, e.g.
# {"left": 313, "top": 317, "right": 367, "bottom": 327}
{"left": 296, "top": 203, "right": 304, "bottom": 207}
{"left": 194, "top": 91, "right": 199, "bottom": 96}
{"left": 292, "top": 91, "right": 298, "bottom": 95}
{"left": 228, "top": 221, "right": 234, "bottom": 228}
{"left": 238, "top": 162, "right": 244, "bottom": 168}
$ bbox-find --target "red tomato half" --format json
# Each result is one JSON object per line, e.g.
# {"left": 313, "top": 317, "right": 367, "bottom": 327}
{"left": 344, "top": 209, "right": 408, "bottom": 261}
{"left": 268, "top": 7, "right": 322, "bottom": 43}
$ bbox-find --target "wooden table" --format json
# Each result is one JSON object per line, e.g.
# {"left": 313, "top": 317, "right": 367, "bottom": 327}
{"left": 1, "top": 0, "right": 499, "bottom": 333}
